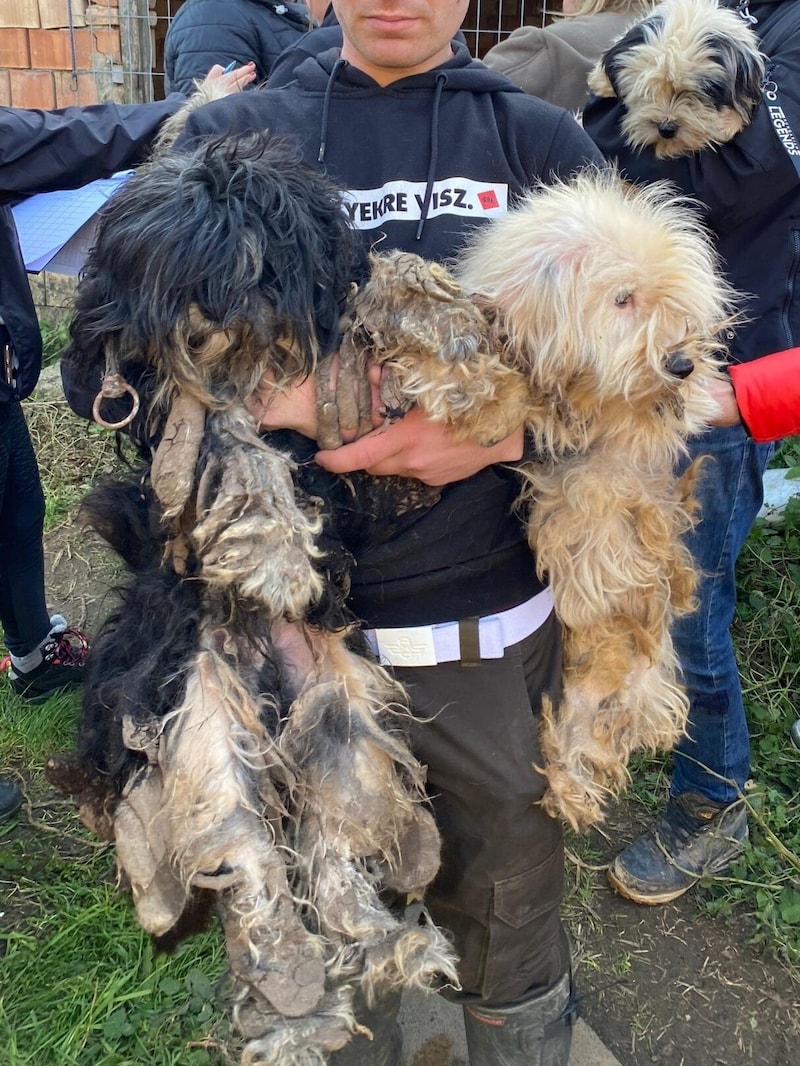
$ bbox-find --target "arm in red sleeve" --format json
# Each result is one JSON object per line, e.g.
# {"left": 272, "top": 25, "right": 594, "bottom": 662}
{"left": 729, "top": 348, "right": 800, "bottom": 442}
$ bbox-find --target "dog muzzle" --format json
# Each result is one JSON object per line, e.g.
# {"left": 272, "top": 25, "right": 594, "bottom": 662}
{"left": 665, "top": 351, "right": 695, "bottom": 379}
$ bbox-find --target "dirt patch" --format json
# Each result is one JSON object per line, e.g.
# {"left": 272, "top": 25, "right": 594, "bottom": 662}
{"left": 570, "top": 803, "right": 799, "bottom": 1066}
{"left": 42, "top": 521, "right": 122, "bottom": 635}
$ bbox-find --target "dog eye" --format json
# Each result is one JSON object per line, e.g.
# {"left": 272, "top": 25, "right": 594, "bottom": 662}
{"left": 614, "top": 290, "right": 633, "bottom": 307}
{"left": 699, "top": 78, "right": 730, "bottom": 107}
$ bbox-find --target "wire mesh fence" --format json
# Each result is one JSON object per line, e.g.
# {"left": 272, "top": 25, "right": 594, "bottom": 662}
{"left": 23, "top": 0, "right": 562, "bottom": 104}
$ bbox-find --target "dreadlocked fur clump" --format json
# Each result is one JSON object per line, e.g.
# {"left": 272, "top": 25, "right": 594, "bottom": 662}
{"left": 587, "top": 0, "right": 765, "bottom": 158}
{"left": 346, "top": 168, "right": 737, "bottom": 832}
{"left": 49, "top": 133, "right": 457, "bottom": 1064}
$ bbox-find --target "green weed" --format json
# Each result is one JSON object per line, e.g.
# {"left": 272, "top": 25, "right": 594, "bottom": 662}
{"left": 0, "top": 685, "right": 235, "bottom": 1064}
{"left": 39, "top": 318, "right": 71, "bottom": 370}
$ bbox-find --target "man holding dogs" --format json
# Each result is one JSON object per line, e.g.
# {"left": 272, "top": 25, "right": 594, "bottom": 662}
{"left": 584, "top": 0, "right": 800, "bottom": 906}
{"left": 172, "top": 1, "right": 603, "bottom": 1062}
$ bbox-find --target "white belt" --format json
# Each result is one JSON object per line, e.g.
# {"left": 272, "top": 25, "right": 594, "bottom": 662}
{"left": 364, "top": 589, "right": 554, "bottom": 668}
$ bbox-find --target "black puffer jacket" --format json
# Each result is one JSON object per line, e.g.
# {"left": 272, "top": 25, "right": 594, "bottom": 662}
{"left": 583, "top": 0, "right": 800, "bottom": 364}
{"left": 164, "top": 0, "right": 313, "bottom": 93}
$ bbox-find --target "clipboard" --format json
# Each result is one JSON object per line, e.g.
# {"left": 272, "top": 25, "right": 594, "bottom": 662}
{"left": 10, "top": 171, "right": 133, "bottom": 275}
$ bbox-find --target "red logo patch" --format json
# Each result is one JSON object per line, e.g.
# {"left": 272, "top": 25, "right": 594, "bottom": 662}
{"left": 477, "top": 189, "right": 500, "bottom": 211}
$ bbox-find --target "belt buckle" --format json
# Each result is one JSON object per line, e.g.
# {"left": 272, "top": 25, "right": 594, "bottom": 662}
{"left": 373, "top": 626, "right": 438, "bottom": 667}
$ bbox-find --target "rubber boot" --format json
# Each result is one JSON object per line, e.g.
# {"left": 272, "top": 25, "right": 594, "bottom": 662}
{"left": 463, "top": 971, "right": 575, "bottom": 1066}
{"left": 329, "top": 987, "right": 403, "bottom": 1065}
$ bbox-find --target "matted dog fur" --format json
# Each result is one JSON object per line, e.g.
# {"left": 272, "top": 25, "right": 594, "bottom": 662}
{"left": 588, "top": 0, "right": 765, "bottom": 158}
{"left": 52, "top": 134, "right": 458, "bottom": 1065}
{"left": 53, "top": 131, "right": 737, "bottom": 1060}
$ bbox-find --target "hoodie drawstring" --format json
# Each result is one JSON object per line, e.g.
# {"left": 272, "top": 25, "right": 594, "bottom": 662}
{"left": 416, "top": 72, "right": 447, "bottom": 241}
{"left": 319, "top": 57, "right": 347, "bottom": 163}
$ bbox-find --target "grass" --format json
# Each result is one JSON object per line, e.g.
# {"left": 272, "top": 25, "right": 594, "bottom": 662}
{"left": 24, "top": 397, "right": 119, "bottom": 532}
{"left": 703, "top": 439, "right": 800, "bottom": 966}
{"left": 1, "top": 351, "right": 799, "bottom": 1061}
{"left": 0, "top": 694, "right": 237, "bottom": 1064}
{"left": 39, "top": 319, "right": 71, "bottom": 370}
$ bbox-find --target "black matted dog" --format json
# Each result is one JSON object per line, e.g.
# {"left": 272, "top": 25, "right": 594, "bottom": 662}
{"left": 51, "top": 133, "right": 458, "bottom": 1064}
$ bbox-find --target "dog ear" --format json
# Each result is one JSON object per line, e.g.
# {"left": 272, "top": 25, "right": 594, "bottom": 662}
{"left": 594, "top": 16, "right": 663, "bottom": 100}
{"left": 586, "top": 58, "right": 616, "bottom": 99}
{"left": 698, "top": 32, "right": 765, "bottom": 120}
{"left": 728, "top": 38, "right": 766, "bottom": 114}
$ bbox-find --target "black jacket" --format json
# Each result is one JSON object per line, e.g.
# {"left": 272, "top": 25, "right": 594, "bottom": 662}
{"left": 0, "top": 97, "right": 181, "bottom": 404}
{"left": 583, "top": 0, "right": 800, "bottom": 364}
{"left": 162, "top": 45, "right": 602, "bottom": 627}
{"left": 164, "top": 0, "right": 313, "bottom": 93}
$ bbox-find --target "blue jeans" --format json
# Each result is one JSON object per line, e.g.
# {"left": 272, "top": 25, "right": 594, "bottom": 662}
{"left": 670, "top": 425, "right": 774, "bottom": 805}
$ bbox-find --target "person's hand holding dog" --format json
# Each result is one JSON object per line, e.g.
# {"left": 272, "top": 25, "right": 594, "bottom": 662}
{"left": 703, "top": 374, "right": 742, "bottom": 428}
{"left": 202, "top": 62, "right": 257, "bottom": 92}
{"left": 316, "top": 409, "right": 525, "bottom": 485}
{"left": 249, "top": 360, "right": 524, "bottom": 485}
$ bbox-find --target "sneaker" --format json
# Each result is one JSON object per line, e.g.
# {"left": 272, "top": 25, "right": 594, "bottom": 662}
{"left": 5, "top": 626, "right": 90, "bottom": 703}
{"left": 0, "top": 777, "right": 22, "bottom": 821}
{"left": 607, "top": 791, "right": 749, "bottom": 906}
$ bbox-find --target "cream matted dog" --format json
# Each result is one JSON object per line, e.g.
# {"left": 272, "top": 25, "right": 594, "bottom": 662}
{"left": 587, "top": 0, "right": 765, "bottom": 158}
{"left": 347, "top": 169, "right": 738, "bottom": 831}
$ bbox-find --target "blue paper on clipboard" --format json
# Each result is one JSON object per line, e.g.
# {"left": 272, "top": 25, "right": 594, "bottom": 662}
{"left": 11, "top": 171, "right": 133, "bottom": 275}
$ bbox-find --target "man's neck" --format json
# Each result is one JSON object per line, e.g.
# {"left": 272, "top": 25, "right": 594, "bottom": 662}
{"left": 339, "top": 43, "right": 455, "bottom": 87}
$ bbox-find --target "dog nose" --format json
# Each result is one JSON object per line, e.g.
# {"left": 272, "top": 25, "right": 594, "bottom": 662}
{"left": 665, "top": 352, "right": 694, "bottom": 379}
{"left": 658, "top": 122, "right": 678, "bottom": 139}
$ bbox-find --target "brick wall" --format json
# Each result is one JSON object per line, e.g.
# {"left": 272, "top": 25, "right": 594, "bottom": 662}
{"left": 0, "top": 0, "right": 162, "bottom": 108}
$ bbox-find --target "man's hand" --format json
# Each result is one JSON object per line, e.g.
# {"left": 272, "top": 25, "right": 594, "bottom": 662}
{"left": 248, "top": 356, "right": 381, "bottom": 443}
{"left": 247, "top": 371, "right": 319, "bottom": 438}
{"left": 316, "top": 408, "right": 525, "bottom": 486}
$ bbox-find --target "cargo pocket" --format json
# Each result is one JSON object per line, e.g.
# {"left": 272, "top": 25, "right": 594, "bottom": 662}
{"left": 481, "top": 840, "right": 566, "bottom": 1004}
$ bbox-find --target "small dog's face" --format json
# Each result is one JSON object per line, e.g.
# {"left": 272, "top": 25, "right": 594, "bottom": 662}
{"left": 588, "top": 0, "right": 764, "bottom": 158}
{"left": 456, "top": 170, "right": 735, "bottom": 416}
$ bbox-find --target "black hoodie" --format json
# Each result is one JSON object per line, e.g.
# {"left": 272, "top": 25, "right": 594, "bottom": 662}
{"left": 583, "top": 0, "right": 800, "bottom": 364}
{"left": 174, "top": 44, "right": 602, "bottom": 628}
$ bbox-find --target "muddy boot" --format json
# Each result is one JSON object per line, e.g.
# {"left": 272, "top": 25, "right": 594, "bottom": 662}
{"left": 607, "top": 792, "right": 749, "bottom": 905}
{"left": 463, "top": 971, "right": 575, "bottom": 1066}
{"left": 329, "top": 987, "right": 403, "bottom": 1065}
